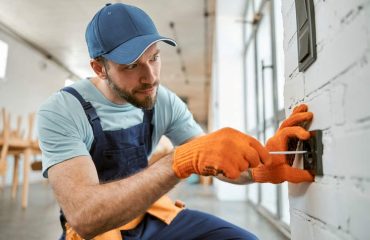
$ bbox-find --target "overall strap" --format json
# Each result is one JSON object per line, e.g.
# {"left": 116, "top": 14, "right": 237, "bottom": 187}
{"left": 62, "top": 87, "right": 104, "bottom": 138}
{"left": 143, "top": 108, "right": 154, "bottom": 154}
{"left": 142, "top": 108, "right": 154, "bottom": 124}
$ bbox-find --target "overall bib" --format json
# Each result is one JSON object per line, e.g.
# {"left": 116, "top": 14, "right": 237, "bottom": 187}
{"left": 60, "top": 87, "right": 258, "bottom": 240}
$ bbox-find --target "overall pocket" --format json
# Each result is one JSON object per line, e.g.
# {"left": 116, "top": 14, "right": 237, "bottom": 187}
{"left": 102, "top": 145, "right": 148, "bottom": 181}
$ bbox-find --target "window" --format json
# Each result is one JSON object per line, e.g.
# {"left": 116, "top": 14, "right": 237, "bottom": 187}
{"left": 0, "top": 39, "right": 9, "bottom": 79}
{"left": 274, "top": 0, "right": 285, "bottom": 110}
{"left": 245, "top": 38, "right": 257, "bottom": 132}
{"left": 243, "top": 0, "right": 289, "bottom": 235}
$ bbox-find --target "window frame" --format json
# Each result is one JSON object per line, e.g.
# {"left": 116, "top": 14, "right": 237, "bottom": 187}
{"left": 243, "top": 0, "right": 289, "bottom": 237}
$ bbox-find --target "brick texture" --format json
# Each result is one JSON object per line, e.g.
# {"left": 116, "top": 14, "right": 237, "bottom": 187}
{"left": 282, "top": 0, "right": 370, "bottom": 239}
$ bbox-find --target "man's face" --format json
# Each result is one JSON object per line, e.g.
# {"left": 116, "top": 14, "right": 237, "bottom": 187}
{"left": 103, "top": 43, "right": 161, "bottom": 109}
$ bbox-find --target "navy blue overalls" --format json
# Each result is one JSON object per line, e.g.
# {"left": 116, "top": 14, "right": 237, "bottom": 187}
{"left": 59, "top": 87, "right": 258, "bottom": 240}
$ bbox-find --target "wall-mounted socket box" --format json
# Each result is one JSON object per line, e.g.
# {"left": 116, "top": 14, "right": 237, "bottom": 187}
{"left": 302, "top": 130, "right": 323, "bottom": 176}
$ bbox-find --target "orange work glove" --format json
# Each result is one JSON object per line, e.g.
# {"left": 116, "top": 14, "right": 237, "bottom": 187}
{"left": 266, "top": 104, "right": 313, "bottom": 165}
{"left": 251, "top": 104, "right": 314, "bottom": 183}
{"left": 172, "top": 127, "right": 270, "bottom": 179}
{"left": 250, "top": 163, "right": 314, "bottom": 184}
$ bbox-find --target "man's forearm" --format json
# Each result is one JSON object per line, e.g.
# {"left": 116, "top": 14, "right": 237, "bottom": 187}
{"left": 51, "top": 154, "right": 179, "bottom": 239}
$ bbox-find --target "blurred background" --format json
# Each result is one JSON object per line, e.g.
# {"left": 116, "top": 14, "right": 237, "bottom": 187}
{"left": 1, "top": 0, "right": 369, "bottom": 239}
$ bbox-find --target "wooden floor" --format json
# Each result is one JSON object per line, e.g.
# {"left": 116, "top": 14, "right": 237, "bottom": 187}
{"left": 0, "top": 181, "right": 287, "bottom": 240}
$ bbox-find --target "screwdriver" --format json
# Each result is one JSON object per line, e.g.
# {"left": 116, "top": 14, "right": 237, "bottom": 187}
{"left": 269, "top": 150, "right": 307, "bottom": 155}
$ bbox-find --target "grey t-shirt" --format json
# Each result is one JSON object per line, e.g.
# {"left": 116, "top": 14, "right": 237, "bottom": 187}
{"left": 37, "top": 79, "right": 203, "bottom": 177}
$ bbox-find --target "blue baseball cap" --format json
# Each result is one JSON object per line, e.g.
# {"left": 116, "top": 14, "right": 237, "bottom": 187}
{"left": 86, "top": 3, "right": 176, "bottom": 64}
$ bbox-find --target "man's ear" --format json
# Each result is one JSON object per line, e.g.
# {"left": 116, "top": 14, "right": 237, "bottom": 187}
{"left": 90, "top": 59, "right": 107, "bottom": 79}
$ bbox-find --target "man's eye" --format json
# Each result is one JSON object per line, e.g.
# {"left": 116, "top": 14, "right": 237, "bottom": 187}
{"left": 151, "top": 55, "right": 159, "bottom": 61}
{"left": 125, "top": 64, "right": 137, "bottom": 70}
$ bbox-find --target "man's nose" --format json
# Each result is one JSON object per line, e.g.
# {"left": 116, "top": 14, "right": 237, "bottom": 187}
{"left": 140, "top": 63, "right": 156, "bottom": 84}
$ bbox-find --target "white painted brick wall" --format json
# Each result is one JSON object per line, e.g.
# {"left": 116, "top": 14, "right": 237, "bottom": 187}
{"left": 282, "top": 0, "right": 370, "bottom": 239}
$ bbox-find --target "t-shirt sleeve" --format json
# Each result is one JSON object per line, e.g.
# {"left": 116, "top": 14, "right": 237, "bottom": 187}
{"left": 37, "top": 94, "right": 91, "bottom": 178}
{"left": 162, "top": 88, "right": 204, "bottom": 146}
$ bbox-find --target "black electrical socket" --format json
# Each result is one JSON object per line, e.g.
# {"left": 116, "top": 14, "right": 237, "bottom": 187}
{"left": 302, "top": 130, "right": 323, "bottom": 176}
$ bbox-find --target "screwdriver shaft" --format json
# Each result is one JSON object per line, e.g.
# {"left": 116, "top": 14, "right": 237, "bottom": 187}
{"left": 269, "top": 150, "right": 307, "bottom": 155}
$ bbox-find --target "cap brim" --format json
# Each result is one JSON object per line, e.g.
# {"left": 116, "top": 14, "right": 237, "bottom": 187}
{"left": 102, "top": 34, "right": 176, "bottom": 64}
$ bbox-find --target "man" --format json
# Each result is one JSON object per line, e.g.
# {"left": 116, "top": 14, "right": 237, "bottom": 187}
{"left": 37, "top": 3, "right": 313, "bottom": 240}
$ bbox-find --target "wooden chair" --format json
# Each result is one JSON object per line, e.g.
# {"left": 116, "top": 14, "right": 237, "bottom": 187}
{"left": 0, "top": 109, "right": 41, "bottom": 208}
{"left": 0, "top": 108, "right": 10, "bottom": 189}
{"left": 11, "top": 112, "right": 42, "bottom": 208}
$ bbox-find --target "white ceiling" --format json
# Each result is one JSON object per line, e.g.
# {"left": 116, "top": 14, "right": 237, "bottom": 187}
{"left": 0, "top": 0, "right": 216, "bottom": 124}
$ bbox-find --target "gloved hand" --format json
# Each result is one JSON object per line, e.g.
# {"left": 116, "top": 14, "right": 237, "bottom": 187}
{"left": 250, "top": 162, "right": 314, "bottom": 184}
{"left": 250, "top": 104, "right": 314, "bottom": 184}
{"left": 266, "top": 104, "right": 313, "bottom": 165}
{"left": 172, "top": 127, "right": 270, "bottom": 179}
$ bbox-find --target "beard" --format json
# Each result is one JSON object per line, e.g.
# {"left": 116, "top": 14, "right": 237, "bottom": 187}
{"left": 105, "top": 74, "right": 158, "bottom": 110}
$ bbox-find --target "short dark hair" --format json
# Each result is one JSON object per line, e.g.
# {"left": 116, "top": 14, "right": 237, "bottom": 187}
{"left": 95, "top": 56, "right": 110, "bottom": 69}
